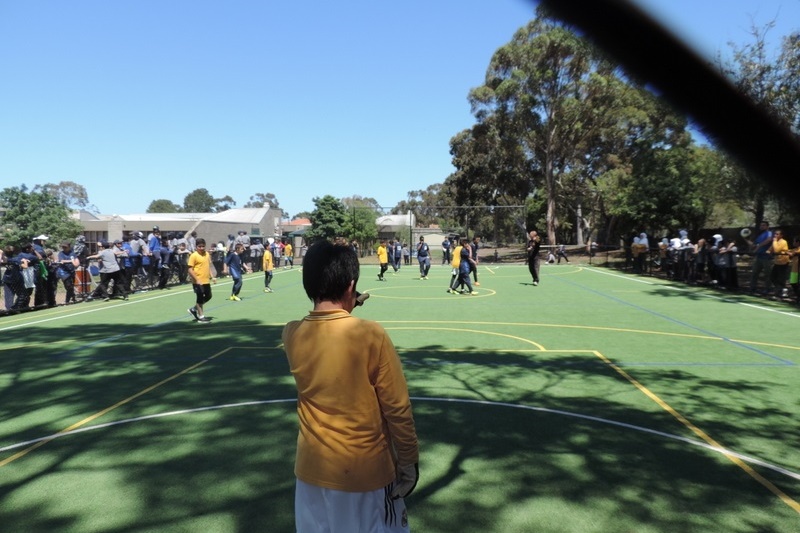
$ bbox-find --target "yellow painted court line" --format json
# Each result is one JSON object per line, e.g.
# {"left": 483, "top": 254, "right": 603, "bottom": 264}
{"left": 387, "top": 327, "right": 546, "bottom": 350}
{"left": 0, "top": 347, "right": 233, "bottom": 468}
{"left": 593, "top": 350, "right": 800, "bottom": 515}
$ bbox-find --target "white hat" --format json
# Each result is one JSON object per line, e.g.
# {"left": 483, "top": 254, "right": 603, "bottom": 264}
{"left": 34, "top": 234, "right": 49, "bottom": 240}
{"left": 267, "top": 237, "right": 275, "bottom": 244}
{"left": 713, "top": 234, "right": 723, "bottom": 244}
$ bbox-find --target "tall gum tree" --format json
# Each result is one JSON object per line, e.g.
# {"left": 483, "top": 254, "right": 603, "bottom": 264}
{"left": 469, "top": 12, "right": 619, "bottom": 245}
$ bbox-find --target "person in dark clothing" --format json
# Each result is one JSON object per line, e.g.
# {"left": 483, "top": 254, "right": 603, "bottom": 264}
{"left": 526, "top": 230, "right": 542, "bottom": 286}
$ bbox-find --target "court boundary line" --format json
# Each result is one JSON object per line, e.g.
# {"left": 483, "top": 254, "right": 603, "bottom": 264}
{"left": 1, "top": 397, "right": 797, "bottom": 485}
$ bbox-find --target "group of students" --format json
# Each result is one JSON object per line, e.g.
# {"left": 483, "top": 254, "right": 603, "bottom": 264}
{"left": 1, "top": 235, "right": 80, "bottom": 311}
{"left": 629, "top": 222, "right": 800, "bottom": 303}
{"left": 375, "top": 235, "right": 481, "bottom": 292}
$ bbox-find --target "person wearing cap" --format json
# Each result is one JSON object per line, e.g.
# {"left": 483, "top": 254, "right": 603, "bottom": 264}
{"left": 416, "top": 236, "right": 430, "bottom": 280}
{"left": 86, "top": 240, "right": 128, "bottom": 301}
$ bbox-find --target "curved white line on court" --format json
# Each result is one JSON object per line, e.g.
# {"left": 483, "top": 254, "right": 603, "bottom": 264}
{"left": 2, "top": 397, "right": 797, "bottom": 482}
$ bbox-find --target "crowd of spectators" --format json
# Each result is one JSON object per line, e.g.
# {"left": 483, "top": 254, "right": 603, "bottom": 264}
{"left": 625, "top": 221, "right": 800, "bottom": 305}
{"left": 0, "top": 227, "right": 298, "bottom": 315}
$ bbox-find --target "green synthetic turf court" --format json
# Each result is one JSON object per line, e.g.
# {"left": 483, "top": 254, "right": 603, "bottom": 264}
{"left": 1, "top": 262, "right": 799, "bottom": 532}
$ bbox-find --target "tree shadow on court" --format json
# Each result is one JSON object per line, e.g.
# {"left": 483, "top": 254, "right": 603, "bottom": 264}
{"left": 2, "top": 331, "right": 798, "bottom": 532}
{"left": 0, "top": 320, "right": 298, "bottom": 533}
{"left": 401, "top": 346, "right": 800, "bottom": 533}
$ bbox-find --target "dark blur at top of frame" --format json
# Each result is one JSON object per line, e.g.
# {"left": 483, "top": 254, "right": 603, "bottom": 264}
{"left": 538, "top": 0, "right": 800, "bottom": 211}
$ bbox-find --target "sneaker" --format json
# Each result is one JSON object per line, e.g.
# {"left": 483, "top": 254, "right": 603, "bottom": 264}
{"left": 470, "top": 291, "right": 478, "bottom": 295}
{"left": 229, "top": 295, "right": 241, "bottom": 301}
{"left": 103, "top": 297, "right": 110, "bottom": 302}
{"left": 533, "top": 281, "right": 539, "bottom": 286}
{"left": 446, "top": 289, "right": 453, "bottom": 294}
{"left": 197, "top": 316, "right": 211, "bottom": 323}
{"left": 474, "top": 282, "right": 480, "bottom": 286}
{"left": 188, "top": 307, "right": 198, "bottom": 320}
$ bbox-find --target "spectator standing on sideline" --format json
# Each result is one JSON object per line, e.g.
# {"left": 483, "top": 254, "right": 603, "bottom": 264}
{"left": 56, "top": 241, "right": 80, "bottom": 305}
{"left": 416, "top": 236, "right": 431, "bottom": 280}
{"left": 282, "top": 241, "right": 419, "bottom": 533}
{"left": 224, "top": 242, "right": 245, "bottom": 301}
{"left": 441, "top": 236, "right": 451, "bottom": 265}
{"left": 187, "top": 238, "right": 214, "bottom": 322}
{"left": 403, "top": 242, "right": 410, "bottom": 265}
{"left": 526, "top": 230, "right": 542, "bottom": 286}
{"left": 746, "top": 220, "right": 774, "bottom": 294}
{"left": 87, "top": 241, "right": 128, "bottom": 301}
{"left": 788, "top": 236, "right": 800, "bottom": 304}
{"left": 768, "top": 229, "right": 790, "bottom": 299}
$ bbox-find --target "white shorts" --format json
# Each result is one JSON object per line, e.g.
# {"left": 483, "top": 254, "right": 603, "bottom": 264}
{"left": 295, "top": 479, "right": 410, "bottom": 533}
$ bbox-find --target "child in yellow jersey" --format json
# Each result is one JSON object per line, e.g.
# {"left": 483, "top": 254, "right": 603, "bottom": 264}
{"left": 283, "top": 241, "right": 418, "bottom": 532}
{"left": 447, "top": 242, "right": 463, "bottom": 293}
{"left": 187, "top": 238, "right": 214, "bottom": 322}
{"left": 262, "top": 241, "right": 274, "bottom": 292}
{"left": 377, "top": 239, "right": 389, "bottom": 281}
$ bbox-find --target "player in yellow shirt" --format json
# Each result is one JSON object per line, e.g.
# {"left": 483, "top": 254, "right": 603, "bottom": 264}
{"left": 377, "top": 239, "right": 389, "bottom": 281}
{"left": 284, "top": 241, "right": 293, "bottom": 268}
{"left": 262, "top": 241, "right": 274, "bottom": 292}
{"left": 187, "top": 238, "right": 214, "bottom": 322}
{"left": 447, "top": 242, "right": 463, "bottom": 293}
{"left": 283, "top": 241, "right": 419, "bottom": 532}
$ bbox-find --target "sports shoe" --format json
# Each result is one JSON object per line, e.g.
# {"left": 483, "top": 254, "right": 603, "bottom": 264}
{"left": 446, "top": 289, "right": 453, "bottom": 294}
{"left": 229, "top": 295, "right": 241, "bottom": 301}
{"left": 188, "top": 307, "right": 199, "bottom": 320}
{"left": 533, "top": 281, "right": 538, "bottom": 286}
{"left": 474, "top": 282, "right": 480, "bottom": 286}
{"left": 470, "top": 291, "right": 478, "bottom": 295}
{"left": 197, "top": 316, "right": 211, "bottom": 323}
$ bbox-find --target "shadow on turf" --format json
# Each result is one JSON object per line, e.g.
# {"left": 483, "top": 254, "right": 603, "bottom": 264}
{"left": 2, "top": 328, "right": 797, "bottom": 532}
{"left": 0, "top": 320, "right": 298, "bottom": 532}
{"left": 403, "top": 348, "right": 799, "bottom": 532}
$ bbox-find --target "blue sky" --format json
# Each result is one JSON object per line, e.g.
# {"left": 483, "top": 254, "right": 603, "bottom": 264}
{"left": 1, "top": 0, "right": 798, "bottom": 218}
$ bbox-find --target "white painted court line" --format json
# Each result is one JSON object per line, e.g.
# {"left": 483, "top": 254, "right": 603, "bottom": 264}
{"left": 2, "top": 397, "right": 797, "bottom": 483}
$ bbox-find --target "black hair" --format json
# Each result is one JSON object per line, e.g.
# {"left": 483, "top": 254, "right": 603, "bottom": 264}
{"left": 196, "top": 238, "right": 206, "bottom": 247}
{"left": 302, "top": 240, "right": 359, "bottom": 302}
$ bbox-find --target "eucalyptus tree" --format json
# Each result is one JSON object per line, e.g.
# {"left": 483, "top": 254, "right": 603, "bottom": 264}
{"left": 718, "top": 24, "right": 800, "bottom": 225}
{"left": 468, "top": 10, "right": 628, "bottom": 245}
{"left": 244, "top": 192, "right": 280, "bottom": 209}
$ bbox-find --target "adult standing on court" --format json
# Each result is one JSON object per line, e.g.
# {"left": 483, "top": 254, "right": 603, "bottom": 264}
{"left": 282, "top": 241, "right": 419, "bottom": 533}
{"left": 187, "top": 238, "right": 214, "bottom": 322}
{"left": 527, "top": 230, "right": 542, "bottom": 286}
{"left": 441, "top": 236, "right": 451, "bottom": 265}
{"left": 469, "top": 236, "right": 480, "bottom": 287}
{"left": 416, "top": 236, "right": 430, "bottom": 280}
{"left": 746, "top": 220, "right": 773, "bottom": 293}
